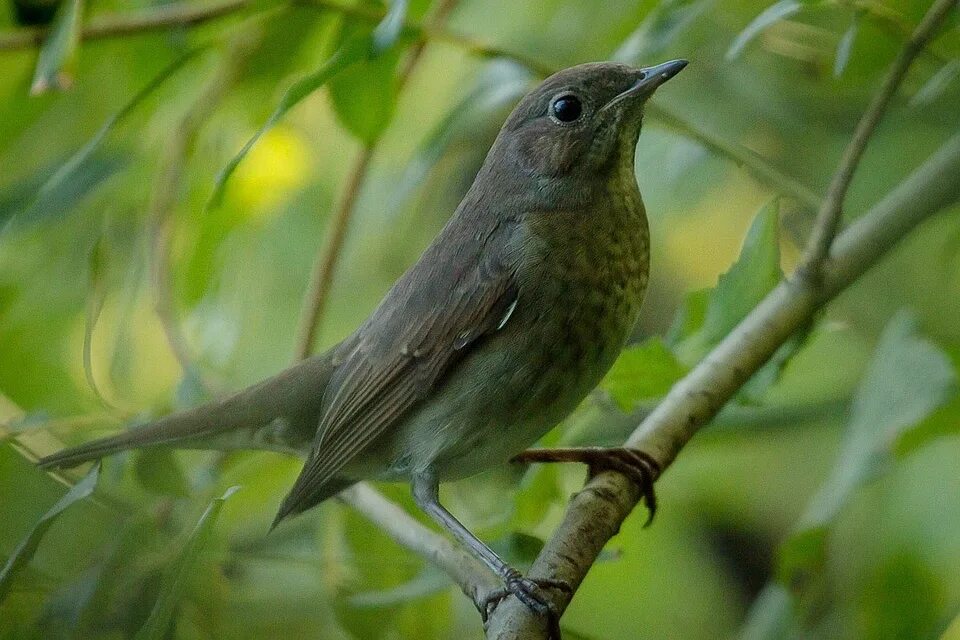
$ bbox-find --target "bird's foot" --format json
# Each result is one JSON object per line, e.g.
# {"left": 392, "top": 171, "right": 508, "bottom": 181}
{"left": 481, "top": 568, "right": 571, "bottom": 639}
{"left": 512, "top": 446, "right": 661, "bottom": 525}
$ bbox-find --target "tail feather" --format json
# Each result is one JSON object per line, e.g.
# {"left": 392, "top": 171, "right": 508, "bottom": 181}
{"left": 38, "top": 350, "right": 341, "bottom": 470}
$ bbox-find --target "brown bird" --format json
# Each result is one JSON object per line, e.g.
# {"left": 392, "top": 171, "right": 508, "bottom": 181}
{"left": 40, "top": 59, "right": 687, "bottom": 631}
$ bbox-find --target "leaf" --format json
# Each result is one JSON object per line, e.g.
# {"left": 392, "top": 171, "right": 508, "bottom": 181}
{"left": 134, "top": 450, "right": 190, "bottom": 498}
{"left": 14, "top": 46, "right": 207, "bottom": 227}
{"left": 942, "top": 611, "right": 960, "bottom": 640}
{"left": 372, "top": 0, "right": 408, "bottom": 53}
{"left": 601, "top": 338, "right": 687, "bottom": 411}
{"left": 702, "top": 200, "right": 781, "bottom": 343}
{"left": 347, "top": 565, "right": 449, "bottom": 608}
{"left": 208, "top": 35, "right": 369, "bottom": 209}
{"left": 833, "top": 13, "right": 859, "bottom": 78}
{"left": 134, "top": 486, "right": 239, "bottom": 640}
{"left": 910, "top": 59, "right": 960, "bottom": 107}
{"left": 82, "top": 234, "right": 115, "bottom": 409}
{"left": 388, "top": 59, "right": 533, "bottom": 219}
{"left": 30, "top": 0, "right": 84, "bottom": 94}
{"left": 894, "top": 347, "right": 960, "bottom": 455}
{"left": 0, "top": 463, "right": 100, "bottom": 604}
{"left": 613, "top": 0, "right": 710, "bottom": 64}
{"left": 329, "top": 31, "right": 402, "bottom": 144}
{"left": 666, "top": 288, "right": 710, "bottom": 346}
{"left": 777, "top": 311, "right": 955, "bottom": 589}
{"left": 726, "top": 0, "right": 804, "bottom": 60}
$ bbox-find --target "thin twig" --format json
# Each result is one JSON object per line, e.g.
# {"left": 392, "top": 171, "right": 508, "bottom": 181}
{"left": 0, "top": 0, "right": 250, "bottom": 50}
{"left": 339, "top": 483, "right": 499, "bottom": 607}
{"left": 292, "top": 0, "right": 460, "bottom": 359}
{"left": 149, "top": 29, "right": 261, "bottom": 389}
{"left": 799, "top": 0, "right": 956, "bottom": 276}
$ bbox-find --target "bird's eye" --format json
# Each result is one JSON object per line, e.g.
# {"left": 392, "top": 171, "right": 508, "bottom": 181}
{"left": 550, "top": 94, "right": 582, "bottom": 123}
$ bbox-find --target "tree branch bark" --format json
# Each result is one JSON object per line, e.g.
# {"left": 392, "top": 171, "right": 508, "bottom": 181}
{"left": 485, "top": 133, "right": 960, "bottom": 640}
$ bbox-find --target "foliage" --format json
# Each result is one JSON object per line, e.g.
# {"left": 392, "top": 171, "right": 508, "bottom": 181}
{"left": 1, "top": 0, "right": 958, "bottom": 639}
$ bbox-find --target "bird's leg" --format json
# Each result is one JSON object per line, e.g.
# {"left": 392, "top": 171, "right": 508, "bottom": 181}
{"left": 511, "top": 447, "right": 660, "bottom": 525}
{"left": 411, "top": 471, "right": 570, "bottom": 637}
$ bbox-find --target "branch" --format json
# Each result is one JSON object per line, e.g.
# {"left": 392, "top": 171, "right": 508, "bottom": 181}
{"left": 0, "top": 0, "right": 250, "bottom": 51}
{"left": 485, "top": 137, "right": 960, "bottom": 636}
{"left": 800, "top": 0, "right": 956, "bottom": 276}
{"left": 293, "top": 0, "right": 459, "bottom": 358}
{"left": 339, "top": 483, "right": 499, "bottom": 606}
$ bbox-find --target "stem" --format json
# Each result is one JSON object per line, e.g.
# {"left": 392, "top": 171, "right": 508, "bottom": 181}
{"left": 799, "top": 0, "right": 956, "bottom": 276}
{"left": 485, "top": 134, "right": 960, "bottom": 638}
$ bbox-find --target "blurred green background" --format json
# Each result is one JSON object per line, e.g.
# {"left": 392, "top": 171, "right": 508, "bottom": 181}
{"left": 1, "top": 0, "right": 959, "bottom": 638}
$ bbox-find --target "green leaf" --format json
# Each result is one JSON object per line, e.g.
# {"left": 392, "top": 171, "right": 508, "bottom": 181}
{"left": 894, "top": 347, "right": 960, "bottom": 455}
{"left": 601, "top": 338, "right": 687, "bottom": 411}
{"left": 14, "top": 46, "right": 206, "bottom": 228}
{"left": 613, "top": 0, "right": 710, "bottom": 64}
{"left": 82, "top": 234, "right": 115, "bottom": 409}
{"left": 942, "top": 611, "right": 960, "bottom": 640}
{"left": 347, "top": 566, "right": 449, "bottom": 608}
{"left": 30, "top": 0, "right": 84, "bottom": 94}
{"left": 726, "top": 0, "right": 804, "bottom": 60}
{"left": 910, "top": 59, "right": 960, "bottom": 107}
{"left": 134, "top": 450, "right": 190, "bottom": 498}
{"left": 704, "top": 200, "right": 781, "bottom": 342}
{"left": 134, "top": 486, "right": 239, "bottom": 640}
{"left": 208, "top": 35, "right": 370, "bottom": 208}
{"left": 833, "top": 13, "right": 859, "bottom": 78}
{"left": 0, "top": 463, "right": 100, "bottom": 604}
{"left": 329, "top": 34, "right": 402, "bottom": 144}
{"left": 666, "top": 288, "right": 710, "bottom": 346}
{"left": 778, "top": 311, "right": 955, "bottom": 589}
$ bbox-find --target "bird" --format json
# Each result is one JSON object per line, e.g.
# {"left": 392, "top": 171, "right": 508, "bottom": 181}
{"left": 39, "top": 58, "right": 687, "bottom": 632}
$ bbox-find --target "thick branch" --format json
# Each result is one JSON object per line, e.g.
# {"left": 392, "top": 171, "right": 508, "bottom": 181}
{"left": 486, "top": 133, "right": 960, "bottom": 639}
{"left": 800, "top": 0, "right": 956, "bottom": 275}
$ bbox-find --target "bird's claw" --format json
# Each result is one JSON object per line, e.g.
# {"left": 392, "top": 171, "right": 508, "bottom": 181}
{"left": 481, "top": 570, "right": 570, "bottom": 639}
{"left": 512, "top": 446, "right": 660, "bottom": 525}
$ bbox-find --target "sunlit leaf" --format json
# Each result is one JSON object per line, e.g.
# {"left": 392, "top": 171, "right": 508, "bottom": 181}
{"left": 777, "top": 311, "right": 955, "bottom": 590}
{"left": 601, "top": 338, "right": 687, "bottom": 411}
{"left": 134, "top": 486, "right": 240, "bottom": 640}
{"left": 613, "top": 0, "right": 710, "bottom": 64}
{"left": 833, "top": 13, "right": 859, "bottom": 78}
{"left": 30, "top": 0, "right": 84, "bottom": 94}
{"left": 0, "top": 463, "right": 100, "bottom": 604}
{"left": 726, "top": 0, "right": 804, "bottom": 60}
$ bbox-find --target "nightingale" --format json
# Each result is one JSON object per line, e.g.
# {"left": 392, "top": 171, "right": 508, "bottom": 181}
{"left": 40, "top": 59, "right": 687, "bottom": 631}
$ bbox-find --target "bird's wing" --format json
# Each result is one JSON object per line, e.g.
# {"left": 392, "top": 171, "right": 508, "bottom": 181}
{"left": 276, "top": 216, "right": 520, "bottom": 520}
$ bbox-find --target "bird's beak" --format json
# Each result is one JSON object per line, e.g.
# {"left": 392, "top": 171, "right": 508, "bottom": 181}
{"left": 602, "top": 59, "right": 688, "bottom": 112}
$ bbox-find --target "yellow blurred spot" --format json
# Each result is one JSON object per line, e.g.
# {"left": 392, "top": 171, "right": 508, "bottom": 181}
{"left": 230, "top": 126, "right": 312, "bottom": 219}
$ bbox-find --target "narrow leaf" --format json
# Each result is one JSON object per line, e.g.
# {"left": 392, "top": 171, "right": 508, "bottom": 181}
{"left": 601, "top": 338, "right": 687, "bottom": 411}
{"left": 134, "top": 486, "right": 239, "bottom": 640}
{"left": 833, "top": 13, "right": 859, "bottom": 77}
{"left": 614, "top": 0, "right": 710, "bottom": 64}
{"left": 0, "top": 463, "right": 100, "bottom": 604}
{"left": 910, "top": 59, "right": 960, "bottom": 107}
{"left": 372, "top": 0, "right": 408, "bottom": 53}
{"left": 30, "top": 0, "right": 84, "bottom": 94}
{"left": 208, "top": 36, "right": 369, "bottom": 209}
{"left": 82, "top": 234, "right": 115, "bottom": 409}
{"left": 726, "top": 0, "right": 804, "bottom": 60}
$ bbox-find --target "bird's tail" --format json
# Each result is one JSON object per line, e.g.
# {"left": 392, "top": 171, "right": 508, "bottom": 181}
{"left": 38, "top": 351, "right": 339, "bottom": 470}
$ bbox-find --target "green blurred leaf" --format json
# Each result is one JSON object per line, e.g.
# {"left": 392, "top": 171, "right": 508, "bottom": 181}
{"left": 833, "top": 12, "right": 859, "bottom": 78}
{"left": 388, "top": 59, "right": 533, "bottom": 219}
{"left": 82, "top": 234, "right": 115, "bottom": 410}
{"left": 726, "top": 0, "right": 804, "bottom": 60}
{"left": 895, "top": 347, "right": 960, "bottom": 455}
{"left": 134, "top": 486, "right": 239, "bottom": 640}
{"left": 0, "top": 463, "right": 100, "bottom": 604}
{"left": 30, "top": 0, "right": 83, "bottom": 95}
{"left": 347, "top": 566, "right": 448, "bottom": 608}
{"left": 677, "top": 200, "right": 781, "bottom": 362}
{"left": 329, "top": 32, "right": 402, "bottom": 144}
{"left": 666, "top": 288, "right": 710, "bottom": 346}
{"left": 910, "top": 58, "right": 960, "bottom": 107}
{"left": 943, "top": 611, "right": 960, "bottom": 640}
{"left": 209, "top": 35, "right": 369, "bottom": 208}
{"left": 778, "top": 311, "right": 955, "bottom": 589}
{"left": 601, "top": 338, "right": 687, "bottom": 411}
{"left": 134, "top": 450, "right": 190, "bottom": 498}
{"left": 613, "top": 0, "right": 710, "bottom": 64}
